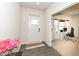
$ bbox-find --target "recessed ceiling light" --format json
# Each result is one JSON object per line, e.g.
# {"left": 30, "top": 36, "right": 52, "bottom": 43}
{"left": 36, "top": 2, "right": 40, "bottom": 5}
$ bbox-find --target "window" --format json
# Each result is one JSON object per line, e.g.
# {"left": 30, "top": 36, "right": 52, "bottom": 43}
{"left": 59, "top": 22, "right": 65, "bottom": 30}
{"left": 59, "top": 20, "right": 65, "bottom": 30}
{"left": 31, "top": 19, "right": 38, "bottom": 25}
{"left": 65, "top": 20, "right": 69, "bottom": 27}
{"left": 54, "top": 19, "right": 59, "bottom": 33}
{"left": 54, "top": 19, "right": 69, "bottom": 32}
{"left": 29, "top": 15, "right": 39, "bottom": 25}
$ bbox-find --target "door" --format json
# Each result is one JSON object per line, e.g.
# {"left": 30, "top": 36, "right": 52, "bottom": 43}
{"left": 28, "top": 15, "right": 41, "bottom": 44}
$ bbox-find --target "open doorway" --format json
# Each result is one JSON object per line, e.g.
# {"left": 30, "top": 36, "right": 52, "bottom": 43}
{"left": 51, "top": 3, "right": 79, "bottom": 56}
{"left": 53, "top": 16, "right": 70, "bottom": 40}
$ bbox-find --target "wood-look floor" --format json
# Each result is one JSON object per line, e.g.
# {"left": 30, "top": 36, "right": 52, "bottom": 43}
{"left": 52, "top": 38, "right": 79, "bottom": 56}
{"left": 22, "top": 46, "right": 61, "bottom": 56}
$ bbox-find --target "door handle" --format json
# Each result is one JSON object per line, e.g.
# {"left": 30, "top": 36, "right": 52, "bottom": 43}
{"left": 51, "top": 29, "right": 53, "bottom": 31}
{"left": 38, "top": 28, "right": 40, "bottom": 32}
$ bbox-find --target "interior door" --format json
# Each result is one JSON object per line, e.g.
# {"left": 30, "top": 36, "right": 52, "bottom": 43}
{"left": 28, "top": 15, "right": 41, "bottom": 44}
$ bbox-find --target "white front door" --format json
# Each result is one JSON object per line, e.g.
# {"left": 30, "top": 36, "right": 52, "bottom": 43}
{"left": 28, "top": 15, "right": 41, "bottom": 44}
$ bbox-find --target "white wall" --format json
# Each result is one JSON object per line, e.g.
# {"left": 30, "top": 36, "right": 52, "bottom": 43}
{"left": 45, "top": 2, "right": 75, "bottom": 46}
{"left": 0, "top": 2, "right": 21, "bottom": 40}
{"left": 21, "top": 7, "right": 45, "bottom": 44}
{"left": 0, "top": 2, "right": 21, "bottom": 55}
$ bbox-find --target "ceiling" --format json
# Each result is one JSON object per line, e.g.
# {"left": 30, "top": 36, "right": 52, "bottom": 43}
{"left": 65, "top": 9, "right": 79, "bottom": 16}
{"left": 53, "top": 3, "right": 79, "bottom": 16}
{"left": 20, "top": 2, "right": 53, "bottom": 10}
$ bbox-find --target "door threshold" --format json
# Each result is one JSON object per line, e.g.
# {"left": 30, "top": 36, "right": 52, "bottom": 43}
{"left": 26, "top": 42, "right": 45, "bottom": 50}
